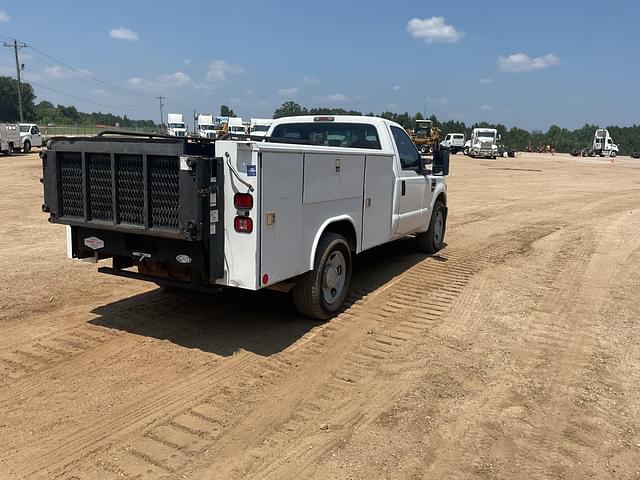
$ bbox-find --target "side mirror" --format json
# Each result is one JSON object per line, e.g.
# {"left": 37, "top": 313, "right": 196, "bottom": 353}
{"left": 433, "top": 148, "right": 450, "bottom": 176}
{"left": 498, "top": 134, "right": 502, "bottom": 141}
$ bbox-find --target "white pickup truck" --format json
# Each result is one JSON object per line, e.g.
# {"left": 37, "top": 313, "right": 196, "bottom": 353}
{"left": 440, "top": 133, "right": 465, "bottom": 154}
{"left": 41, "top": 115, "right": 449, "bottom": 319}
{"left": 19, "top": 123, "right": 44, "bottom": 152}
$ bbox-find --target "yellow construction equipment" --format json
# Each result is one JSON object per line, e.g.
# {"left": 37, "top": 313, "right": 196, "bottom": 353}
{"left": 408, "top": 119, "right": 440, "bottom": 155}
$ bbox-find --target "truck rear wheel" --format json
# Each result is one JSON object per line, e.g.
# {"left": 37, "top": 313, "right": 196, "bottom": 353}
{"left": 292, "top": 233, "right": 352, "bottom": 320}
{"left": 416, "top": 201, "right": 447, "bottom": 254}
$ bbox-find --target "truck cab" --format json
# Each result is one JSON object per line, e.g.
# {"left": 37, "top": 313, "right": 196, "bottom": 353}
{"left": 465, "top": 128, "right": 499, "bottom": 159}
{"left": 167, "top": 113, "right": 188, "bottom": 137}
{"left": 19, "top": 124, "right": 43, "bottom": 152}
{"left": 227, "top": 117, "right": 246, "bottom": 135}
{"left": 440, "top": 133, "right": 465, "bottom": 154}
{"left": 592, "top": 129, "right": 619, "bottom": 157}
{"left": 249, "top": 118, "right": 273, "bottom": 137}
{"left": 196, "top": 114, "right": 217, "bottom": 139}
{"left": 41, "top": 115, "right": 449, "bottom": 320}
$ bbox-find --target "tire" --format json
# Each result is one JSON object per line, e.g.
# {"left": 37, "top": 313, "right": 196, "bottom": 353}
{"left": 420, "top": 145, "right": 429, "bottom": 155}
{"left": 610, "top": 151, "right": 617, "bottom": 158}
{"left": 23, "top": 140, "right": 31, "bottom": 153}
{"left": 416, "top": 201, "right": 447, "bottom": 254}
{"left": 292, "top": 233, "right": 352, "bottom": 320}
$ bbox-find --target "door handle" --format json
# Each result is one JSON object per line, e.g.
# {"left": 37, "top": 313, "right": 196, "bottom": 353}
{"left": 401, "top": 180, "right": 406, "bottom": 196}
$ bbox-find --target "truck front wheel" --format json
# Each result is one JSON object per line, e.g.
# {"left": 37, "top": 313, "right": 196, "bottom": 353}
{"left": 416, "top": 201, "right": 447, "bottom": 254}
{"left": 292, "top": 233, "right": 352, "bottom": 320}
{"left": 23, "top": 140, "right": 31, "bottom": 153}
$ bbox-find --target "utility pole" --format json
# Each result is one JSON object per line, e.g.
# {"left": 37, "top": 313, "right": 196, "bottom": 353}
{"left": 156, "top": 95, "right": 165, "bottom": 131}
{"left": 2, "top": 40, "right": 27, "bottom": 122}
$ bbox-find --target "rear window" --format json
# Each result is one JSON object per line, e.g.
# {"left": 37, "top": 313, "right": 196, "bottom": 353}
{"left": 270, "top": 122, "right": 381, "bottom": 150}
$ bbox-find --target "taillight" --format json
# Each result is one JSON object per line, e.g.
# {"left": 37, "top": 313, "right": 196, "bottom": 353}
{"left": 234, "top": 193, "right": 253, "bottom": 210}
{"left": 234, "top": 216, "right": 253, "bottom": 233}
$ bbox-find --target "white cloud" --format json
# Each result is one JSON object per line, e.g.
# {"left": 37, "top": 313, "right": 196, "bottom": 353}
{"left": 44, "top": 66, "right": 91, "bottom": 78}
{"left": 426, "top": 96, "right": 448, "bottom": 105}
{"left": 184, "top": 58, "right": 191, "bottom": 66}
{"left": 387, "top": 103, "right": 399, "bottom": 109}
{"left": 206, "top": 60, "right": 244, "bottom": 82}
{"left": 230, "top": 97, "right": 242, "bottom": 104}
{"left": 481, "top": 105, "right": 494, "bottom": 111}
{"left": 301, "top": 76, "right": 320, "bottom": 85}
{"left": 0, "top": 10, "right": 10, "bottom": 22}
{"left": 278, "top": 87, "right": 299, "bottom": 98}
{"left": 245, "top": 89, "right": 256, "bottom": 96}
{"left": 393, "top": 85, "right": 401, "bottom": 91}
{"left": 407, "top": 17, "right": 462, "bottom": 44}
{"left": 128, "top": 71, "right": 194, "bottom": 90}
{"left": 109, "top": 27, "right": 138, "bottom": 42}
{"left": 94, "top": 88, "right": 108, "bottom": 96}
{"left": 479, "top": 77, "right": 493, "bottom": 84}
{"left": 326, "top": 93, "right": 347, "bottom": 102}
{"left": 498, "top": 53, "right": 560, "bottom": 72}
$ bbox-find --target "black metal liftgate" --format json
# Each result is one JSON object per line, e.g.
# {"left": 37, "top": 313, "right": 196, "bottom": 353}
{"left": 41, "top": 134, "right": 224, "bottom": 289}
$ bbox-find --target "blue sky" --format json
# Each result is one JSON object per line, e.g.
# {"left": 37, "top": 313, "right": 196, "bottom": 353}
{"left": 0, "top": 0, "right": 638, "bottom": 130}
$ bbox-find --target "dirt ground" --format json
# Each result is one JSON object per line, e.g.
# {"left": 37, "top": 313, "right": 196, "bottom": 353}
{"left": 0, "top": 150, "right": 638, "bottom": 479}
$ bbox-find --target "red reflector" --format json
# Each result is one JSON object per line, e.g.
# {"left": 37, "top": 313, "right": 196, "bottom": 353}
{"left": 234, "top": 193, "right": 253, "bottom": 210}
{"left": 234, "top": 216, "right": 253, "bottom": 233}
{"left": 262, "top": 274, "right": 269, "bottom": 285}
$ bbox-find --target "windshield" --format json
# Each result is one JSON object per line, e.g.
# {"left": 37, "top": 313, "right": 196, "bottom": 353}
{"left": 169, "top": 123, "right": 185, "bottom": 129}
{"left": 251, "top": 125, "right": 269, "bottom": 132}
{"left": 231, "top": 126, "right": 245, "bottom": 132}
{"left": 20, "top": 125, "right": 30, "bottom": 132}
{"left": 271, "top": 122, "right": 381, "bottom": 149}
{"left": 476, "top": 130, "right": 496, "bottom": 139}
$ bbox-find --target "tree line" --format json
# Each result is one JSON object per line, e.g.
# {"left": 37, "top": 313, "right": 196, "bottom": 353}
{"left": 2, "top": 76, "right": 639, "bottom": 154}
{"left": 273, "top": 101, "right": 640, "bottom": 155}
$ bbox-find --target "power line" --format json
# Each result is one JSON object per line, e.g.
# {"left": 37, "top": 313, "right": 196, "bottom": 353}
{"left": 28, "top": 80, "right": 156, "bottom": 112}
{"left": 25, "top": 43, "right": 157, "bottom": 100}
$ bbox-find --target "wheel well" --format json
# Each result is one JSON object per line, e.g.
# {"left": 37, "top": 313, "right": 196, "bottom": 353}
{"left": 323, "top": 220, "right": 357, "bottom": 252}
{"left": 435, "top": 192, "right": 447, "bottom": 207}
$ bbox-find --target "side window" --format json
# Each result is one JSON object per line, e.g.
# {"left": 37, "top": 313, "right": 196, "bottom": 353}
{"left": 391, "top": 126, "right": 421, "bottom": 171}
{"left": 32, "top": 126, "right": 40, "bottom": 135}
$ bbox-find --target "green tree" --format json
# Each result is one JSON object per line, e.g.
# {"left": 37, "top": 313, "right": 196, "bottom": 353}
{"left": 0, "top": 76, "right": 37, "bottom": 122}
{"left": 220, "top": 105, "right": 236, "bottom": 117}
{"left": 273, "top": 101, "right": 308, "bottom": 118}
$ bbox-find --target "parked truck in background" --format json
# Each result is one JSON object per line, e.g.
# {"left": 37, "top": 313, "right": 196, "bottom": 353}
{"left": 0, "top": 123, "right": 20, "bottom": 156}
{"left": 440, "top": 133, "right": 465, "bottom": 154}
{"left": 249, "top": 118, "right": 273, "bottom": 137}
{"left": 227, "top": 117, "right": 246, "bottom": 135}
{"left": 196, "top": 114, "right": 217, "bottom": 139}
{"left": 19, "top": 123, "right": 44, "bottom": 152}
{"left": 167, "top": 113, "right": 188, "bottom": 137}
{"left": 464, "top": 128, "right": 499, "bottom": 159}
{"left": 592, "top": 128, "right": 619, "bottom": 157}
{"left": 41, "top": 115, "right": 450, "bottom": 319}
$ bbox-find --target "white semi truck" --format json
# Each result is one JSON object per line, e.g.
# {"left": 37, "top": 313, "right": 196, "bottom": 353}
{"left": 227, "top": 117, "right": 246, "bottom": 135}
{"left": 250, "top": 118, "right": 273, "bottom": 137}
{"left": 464, "top": 128, "right": 499, "bottom": 159}
{"left": 196, "top": 114, "right": 217, "bottom": 139}
{"left": 592, "top": 129, "right": 619, "bottom": 157}
{"left": 167, "top": 113, "right": 188, "bottom": 137}
{"left": 0, "top": 123, "right": 20, "bottom": 155}
{"left": 41, "top": 115, "right": 449, "bottom": 319}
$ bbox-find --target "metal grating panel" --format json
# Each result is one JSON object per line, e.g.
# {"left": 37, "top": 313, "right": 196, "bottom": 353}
{"left": 116, "top": 155, "right": 144, "bottom": 225}
{"left": 88, "top": 153, "right": 113, "bottom": 222}
{"left": 59, "top": 152, "right": 83, "bottom": 218}
{"left": 149, "top": 156, "right": 179, "bottom": 229}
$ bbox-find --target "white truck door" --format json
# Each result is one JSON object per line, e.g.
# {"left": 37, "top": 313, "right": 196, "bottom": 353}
{"left": 362, "top": 154, "right": 394, "bottom": 250}
{"left": 389, "top": 125, "right": 429, "bottom": 236}
{"left": 31, "top": 126, "right": 42, "bottom": 147}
